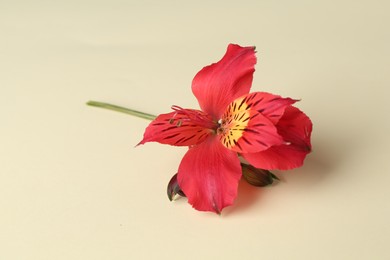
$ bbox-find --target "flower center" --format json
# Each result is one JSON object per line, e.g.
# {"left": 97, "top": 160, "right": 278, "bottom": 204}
{"left": 217, "top": 97, "right": 250, "bottom": 149}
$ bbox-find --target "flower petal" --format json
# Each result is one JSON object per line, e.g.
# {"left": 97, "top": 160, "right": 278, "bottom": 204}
{"left": 243, "top": 92, "right": 297, "bottom": 124}
{"left": 139, "top": 111, "right": 212, "bottom": 146}
{"left": 177, "top": 137, "right": 242, "bottom": 213}
{"left": 243, "top": 106, "right": 312, "bottom": 170}
{"left": 243, "top": 146, "right": 308, "bottom": 170}
{"left": 218, "top": 94, "right": 284, "bottom": 153}
{"left": 192, "top": 44, "right": 257, "bottom": 119}
{"left": 276, "top": 106, "right": 312, "bottom": 150}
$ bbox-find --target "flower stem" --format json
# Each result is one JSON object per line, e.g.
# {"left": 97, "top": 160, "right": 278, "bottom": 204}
{"left": 86, "top": 101, "right": 156, "bottom": 120}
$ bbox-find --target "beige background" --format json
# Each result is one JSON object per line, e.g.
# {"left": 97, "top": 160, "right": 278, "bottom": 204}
{"left": 1, "top": 0, "right": 390, "bottom": 259}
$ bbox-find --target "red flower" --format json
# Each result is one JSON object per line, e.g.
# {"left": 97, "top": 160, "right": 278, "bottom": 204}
{"left": 139, "top": 44, "right": 312, "bottom": 213}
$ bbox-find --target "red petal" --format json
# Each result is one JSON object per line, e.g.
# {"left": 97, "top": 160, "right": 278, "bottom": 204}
{"left": 139, "top": 110, "right": 213, "bottom": 146}
{"left": 243, "top": 106, "right": 312, "bottom": 170}
{"left": 192, "top": 44, "right": 257, "bottom": 119}
{"left": 244, "top": 92, "right": 297, "bottom": 124}
{"left": 177, "top": 137, "right": 242, "bottom": 213}
{"left": 276, "top": 106, "right": 312, "bottom": 149}
{"left": 243, "top": 145, "right": 309, "bottom": 170}
{"left": 218, "top": 94, "right": 284, "bottom": 153}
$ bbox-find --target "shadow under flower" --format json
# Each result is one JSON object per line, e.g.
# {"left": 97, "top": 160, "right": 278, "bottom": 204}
{"left": 279, "top": 130, "right": 355, "bottom": 187}
{"left": 223, "top": 179, "right": 270, "bottom": 216}
{"left": 223, "top": 130, "right": 354, "bottom": 215}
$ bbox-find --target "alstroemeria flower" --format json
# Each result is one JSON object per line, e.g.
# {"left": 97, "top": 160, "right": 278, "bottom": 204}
{"left": 139, "top": 44, "right": 312, "bottom": 213}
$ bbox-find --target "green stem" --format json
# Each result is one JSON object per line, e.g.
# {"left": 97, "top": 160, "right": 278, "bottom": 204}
{"left": 86, "top": 101, "right": 156, "bottom": 120}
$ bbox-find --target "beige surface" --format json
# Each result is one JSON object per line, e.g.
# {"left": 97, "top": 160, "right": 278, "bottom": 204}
{"left": 1, "top": 1, "right": 390, "bottom": 259}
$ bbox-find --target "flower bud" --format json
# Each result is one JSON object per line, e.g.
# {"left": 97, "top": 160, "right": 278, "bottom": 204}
{"left": 241, "top": 163, "right": 280, "bottom": 187}
{"left": 167, "top": 173, "right": 186, "bottom": 201}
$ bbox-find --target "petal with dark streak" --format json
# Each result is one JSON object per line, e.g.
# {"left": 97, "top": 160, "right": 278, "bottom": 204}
{"left": 139, "top": 111, "right": 212, "bottom": 146}
{"left": 243, "top": 106, "right": 312, "bottom": 170}
{"left": 243, "top": 92, "right": 297, "bottom": 124}
{"left": 218, "top": 95, "right": 284, "bottom": 153}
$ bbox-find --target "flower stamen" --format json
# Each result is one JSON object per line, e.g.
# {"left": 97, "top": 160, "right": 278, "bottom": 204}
{"left": 170, "top": 105, "right": 217, "bottom": 129}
